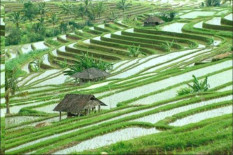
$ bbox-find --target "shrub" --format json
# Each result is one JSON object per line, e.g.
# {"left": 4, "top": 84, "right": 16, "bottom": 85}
{"left": 165, "top": 40, "right": 175, "bottom": 52}
{"left": 205, "top": 0, "right": 221, "bottom": 6}
{"left": 158, "top": 11, "right": 176, "bottom": 22}
{"left": 45, "top": 39, "right": 61, "bottom": 47}
{"left": 128, "top": 45, "right": 143, "bottom": 57}
{"left": 6, "top": 27, "right": 21, "bottom": 45}
{"left": 123, "top": 16, "right": 142, "bottom": 27}
{"left": 45, "top": 28, "right": 60, "bottom": 37}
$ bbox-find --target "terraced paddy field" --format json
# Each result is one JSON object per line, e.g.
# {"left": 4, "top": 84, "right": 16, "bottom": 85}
{"left": 2, "top": 0, "right": 233, "bottom": 154}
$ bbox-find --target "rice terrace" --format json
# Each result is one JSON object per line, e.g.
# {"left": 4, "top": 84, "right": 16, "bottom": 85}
{"left": 0, "top": 0, "right": 232, "bottom": 154}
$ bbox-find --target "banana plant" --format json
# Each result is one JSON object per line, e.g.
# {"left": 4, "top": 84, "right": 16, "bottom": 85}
{"left": 117, "top": 0, "right": 131, "bottom": 16}
{"left": 9, "top": 11, "right": 23, "bottom": 28}
{"left": 64, "top": 53, "right": 112, "bottom": 76}
{"left": 187, "top": 75, "right": 210, "bottom": 93}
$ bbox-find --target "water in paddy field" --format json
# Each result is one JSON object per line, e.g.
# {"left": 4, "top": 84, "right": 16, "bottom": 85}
{"left": 194, "top": 21, "right": 203, "bottom": 28}
{"left": 104, "top": 33, "right": 111, "bottom": 38}
{"left": 98, "top": 24, "right": 105, "bottom": 28}
{"left": 34, "top": 103, "right": 59, "bottom": 114}
{"left": 21, "top": 63, "right": 30, "bottom": 74}
{"left": 170, "top": 105, "right": 232, "bottom": 126}
{"left": 0, "top": 18, "right": 5, "bottom": 25}
{"left": 225, "top": 14, "right": 233, "bottom": 21}
{"left": 93, "top": 36, "right": 101, "bottom": 41}
{"left": 34, "top": 73, "right": 69, "bottom": 86}
{"left": 42, "top": 54, "right": 51, "bottom": 66}
{"left": 60, "top": 35, "right": 67, "bottom": 40}
{"left": 5, "top": 116, "right": 41, "bottom": 128}
{"left": 161, "top": 23, "right": 186, "bottom": 33}
{"left": 33, "top": 41, "right": 48, "bottom": 50}
{"left": 26, "top": 69, "right": 60, "bottom": 85}
{"left": 133, "top": 95, "right": 232, "bottom": 124}
{"left": 216, "top": 10, "right": 229, "bottom": 15}
{"left": 206, "top": 17, "right": 221, "bottom": 25}
{"left": 59, "top": 46, "right": 66, "bottom": 52}
{"left": 21, "top": 44, "right": 33, "bottom": 54}
{"left": 180, "top": 11, "right": 215, "bottom": 19}
{"left": 83, "top": 39, "right": 91, "bottom": 44}
{"left": 54, "top": 127, "right": 160, "bottom": 154}
{"left": 52, "top": 50, "right": 58, "bottom": 56}
{"left": 0, "top": 70, "right": 5, "bottom": 86}
{"left": 103, "top": 60, "right": 232, "bottom": 108}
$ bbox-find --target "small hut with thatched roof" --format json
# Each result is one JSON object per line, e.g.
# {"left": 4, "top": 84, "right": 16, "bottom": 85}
{"left": 53, "top": 94, "right": 107, "bottom": 120}
{"left": 144, "top": 16, "right": 164, "bottom": 26}
{"left": 71, "top": 68, "right": 110, "bottom": 84}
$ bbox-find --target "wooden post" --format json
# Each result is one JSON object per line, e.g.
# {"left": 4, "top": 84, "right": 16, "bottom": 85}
{"left": 98, "top": 105, "right": 100, "bottom": 112}
{"left": 59, "top": 112, "right": 61, "bottom": 121}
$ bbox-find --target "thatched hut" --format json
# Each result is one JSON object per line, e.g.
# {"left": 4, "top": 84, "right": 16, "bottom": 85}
{"left": 53, "top": 94, "right": 107, "bottom": 120}
{"left": 71, "top": 68, "right": 110, "bottom": 84}
{"left": 144, "top": 16, "right": 164, "bottom": 26}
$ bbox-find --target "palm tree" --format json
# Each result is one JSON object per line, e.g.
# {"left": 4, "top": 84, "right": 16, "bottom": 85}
{"left": 60, "top": 3, "right": 73, "bottom": 16}
{"left": 60, "top": 22, "right": 68, "bottom": 34}
{"left": 33, "top": 17, "right": 45, "bottom": 34}
{"left": 49, "top": 14, "right": 59, "bottom": 36}
{"left": 108, "top": 11, "right": 118, "bottom": 21}
{"left": 9, "top": 11, "right": 22, "bottom": 28}
{"left": 117, "top": 0, "right": 131, "bottom": 15}
{"left": 38, "top": 17, "right": 45, "bottom": 24}
{"left": 23, "top": 1, "right": 36, "bottom": 24}
{"left": 83, "top": 0, "right": 92, "bottom": 15}
{"left": 77, "top": 4, "right": 86, "bottom": 20}
{"left": 5, "top": 68, "right": 18, "bottom": 114}
{"left": 95, "top": 2, "right": 106, "bottom": 19}
{"left": 88, "top": 5, "right": 98, "bottom": 21}
{"left": 38, "top": 2, "right": 47, "bottom": 19}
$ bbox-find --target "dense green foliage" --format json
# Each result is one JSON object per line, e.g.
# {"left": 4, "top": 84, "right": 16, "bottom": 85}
{"left": 5, "top": 1, "right": 107, "bottom": 46}
{"left": 205, "top": 0, "right": 221, "bottom": 6}
{"left": 158, "top": 11, "right": 176, "bottom": 22}
{"left": 64, "top": 53, "right": 113, "bottom": 76}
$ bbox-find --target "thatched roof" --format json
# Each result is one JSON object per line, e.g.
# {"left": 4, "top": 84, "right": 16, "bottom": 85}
{"left": 53, "top": 94, "right": 107, "bottom": 113}
{"left": 71, "top": 68, "right": 110, "bottom": 80}
{"left": 144, "top": 16, "right": 164, "bottom": 23}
